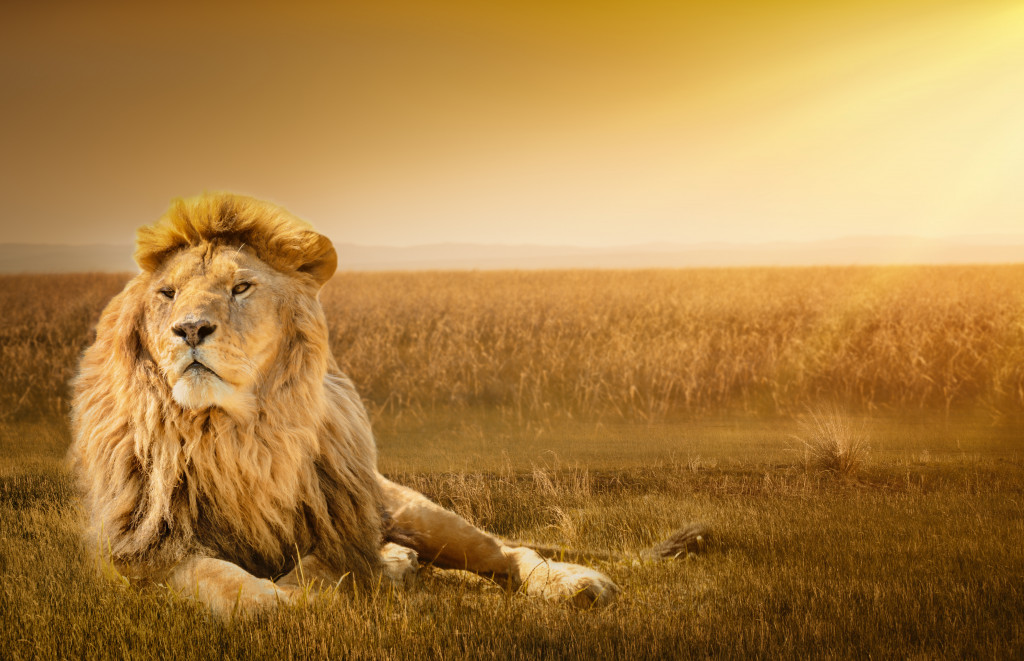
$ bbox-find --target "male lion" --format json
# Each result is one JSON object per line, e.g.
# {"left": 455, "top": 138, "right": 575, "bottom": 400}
{"left": 69, "top": 192, "right": 630, "bottom": 615}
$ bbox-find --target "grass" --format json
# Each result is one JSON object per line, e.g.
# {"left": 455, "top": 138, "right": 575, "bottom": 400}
{"left": 795, "top": 408, "right": 871, "bottom": 478}
{"left": 2, "top": 417, "right": 1022, "bottom": 659}
{"left": 1, "top": 267, "right": 1024, "bottom": 658}
{"left": 5, "top": 266, "right": 1024, "bottom": 422}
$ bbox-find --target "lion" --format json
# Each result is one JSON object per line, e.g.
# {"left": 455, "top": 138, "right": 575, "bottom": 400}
{"left": 69, "top": 193, "right": 702, "bottom": 616}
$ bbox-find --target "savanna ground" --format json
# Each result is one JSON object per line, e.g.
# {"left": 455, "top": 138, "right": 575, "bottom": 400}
{"left": 1, "top": 266, "right": 1023, "bottom": 659}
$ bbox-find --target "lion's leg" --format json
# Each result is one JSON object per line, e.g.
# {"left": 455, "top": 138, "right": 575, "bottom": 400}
{"left": 275, "top": 555, "right": 339, "bottom": 591}
{"left": 166, "top": 556, "right": 297, "bottom": 616}
{"left": 276, "top": 546, "right": 419, "bottom": 592}
{"left": 379, "top": 475, "right": 618, "bottom": 606}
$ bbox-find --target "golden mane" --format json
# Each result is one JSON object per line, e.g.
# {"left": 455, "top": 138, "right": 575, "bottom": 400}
{"left": 70, "top": 193, "right": 380, "bottom": 583}
{"left": 134, "top": 193, "right": 337, "bottom": 284}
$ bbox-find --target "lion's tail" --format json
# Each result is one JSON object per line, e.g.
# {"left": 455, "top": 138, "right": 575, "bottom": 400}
{"left": 513, "top": 523, "right": 710, "bottom": 565}
{"left": 638, "top": 523, "right": 710, "bottom": 559}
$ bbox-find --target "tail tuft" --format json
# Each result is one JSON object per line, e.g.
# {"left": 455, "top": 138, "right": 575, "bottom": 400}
{"left": 641, "top": 524, "right": 710, "bottom": 560}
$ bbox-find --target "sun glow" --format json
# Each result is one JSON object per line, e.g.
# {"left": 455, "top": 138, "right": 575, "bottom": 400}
{"left": 1, "top": 1, "right": 1022, "bottom": 252}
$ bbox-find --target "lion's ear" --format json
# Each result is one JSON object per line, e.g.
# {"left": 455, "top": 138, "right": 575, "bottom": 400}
{"left": 297, "top": 232, "right": 337, "bottom": 286}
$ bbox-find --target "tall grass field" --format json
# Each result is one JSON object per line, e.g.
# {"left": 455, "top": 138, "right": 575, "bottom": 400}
{"left": 2, "top": 266, "right": 1023, "bottom": 659}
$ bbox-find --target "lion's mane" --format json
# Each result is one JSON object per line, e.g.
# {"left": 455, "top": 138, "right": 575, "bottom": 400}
{"left": 69, "top": 193, "right": 382, "bottom": 581}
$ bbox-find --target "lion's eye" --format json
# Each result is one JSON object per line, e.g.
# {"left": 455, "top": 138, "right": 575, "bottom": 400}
{"left": 158, "top": 288, "right": 175, "bottom": 300}
{"left": 232, "top": 282, "right": 252, "bottom": 296}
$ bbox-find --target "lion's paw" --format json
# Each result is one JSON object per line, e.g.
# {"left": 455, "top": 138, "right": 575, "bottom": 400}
{"left": 381, "top": 542, "right": 419, "bottom": 588}
{"left": 210, "top": 578, "right": 299, "bottom": 617}
{"left": 526, "top": 560, "right": 620, "bottom": 607}
{"left": 509, "top": 548, "right": 619, "bottom": 607}
{"left": 169, "top": 557, "right": 301, "bottom": 617}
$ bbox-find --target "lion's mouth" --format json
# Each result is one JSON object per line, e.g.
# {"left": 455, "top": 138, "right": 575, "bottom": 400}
{"left": 185, "top": 360, "right": 219, "bottom": 378}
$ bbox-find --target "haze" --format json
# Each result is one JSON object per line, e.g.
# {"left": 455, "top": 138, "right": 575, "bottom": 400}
{"left": 2, "top": 0, "right": 1022, "bottom": 249}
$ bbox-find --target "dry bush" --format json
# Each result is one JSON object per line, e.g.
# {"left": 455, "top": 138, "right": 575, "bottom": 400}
{"left": 796, "top": 408, "right": 870, "bottom": 478}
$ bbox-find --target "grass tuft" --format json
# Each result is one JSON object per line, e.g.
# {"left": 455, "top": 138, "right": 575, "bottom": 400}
{"left": 797, "top": 408, "right": 871, "bottom": 478}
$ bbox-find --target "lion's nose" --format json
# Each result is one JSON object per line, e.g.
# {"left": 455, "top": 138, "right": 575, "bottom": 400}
{"left": 172, "top": 319, "right": 217, "bottom": 347}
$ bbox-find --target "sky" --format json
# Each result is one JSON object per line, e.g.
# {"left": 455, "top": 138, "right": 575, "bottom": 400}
{"left": 1, "top": 0, "right": 1022, "bottom": 248}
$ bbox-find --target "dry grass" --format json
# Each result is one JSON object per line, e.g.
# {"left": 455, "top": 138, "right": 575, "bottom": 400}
{"left": 1, "top": 266, "right": 1023, "bottom": 658}
{"left": 2, "top": 419, "right": 1023, "bottom": 660}
{"left": 324, "top": 266, "right": 1024, "bottom": 420}
{"left": 3, "top": 265, "right": 1024, "bottom": 424}
{"left": 796, "top": 408, "right": 871, "bottom": 478}
{"left": 0, "top": 273, "right": 126, "bottom": 423}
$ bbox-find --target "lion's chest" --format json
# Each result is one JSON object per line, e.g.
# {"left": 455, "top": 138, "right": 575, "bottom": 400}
{"left": 180, "top": 437, "right": 317, "bottom": 578}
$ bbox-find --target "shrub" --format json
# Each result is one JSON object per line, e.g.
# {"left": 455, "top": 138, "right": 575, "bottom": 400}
{"left": 797, "top": 408, "right": 870, "bottom": 478}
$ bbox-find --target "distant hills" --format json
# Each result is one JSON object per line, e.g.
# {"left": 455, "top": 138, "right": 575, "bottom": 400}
{"left": 0, "top": 244, "right": 137, "bottom": 273}
{"left": 333, "top": 236, "right": 1024, "bottom": 271}
{"left": 2, "top": 236, "right": 1023, "bottom": 273}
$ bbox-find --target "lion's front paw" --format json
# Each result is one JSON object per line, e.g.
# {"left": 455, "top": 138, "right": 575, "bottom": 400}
{"left": 381, "top": 542, "right": 419, "bottom": 588}
{"left": 240, "top": 579, "right": 301, "bottom": 611}
{"left": 197, "top": 577, "right": 299, "bottom": 617}
{"left": 507, "top": 548, "right": 619, "bottom": 607}
{"left": 169, "top": 557, "right": 301, "bottom": 617}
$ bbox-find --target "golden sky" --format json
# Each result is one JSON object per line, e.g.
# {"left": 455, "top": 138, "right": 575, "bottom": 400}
{"left": 1, "top": 0, "right": 1022, "bottom": 247}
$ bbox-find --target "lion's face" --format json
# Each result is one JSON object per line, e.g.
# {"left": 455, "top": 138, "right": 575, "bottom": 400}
{"left": 142, "top": 244, "right": 290, "bottom": 418}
